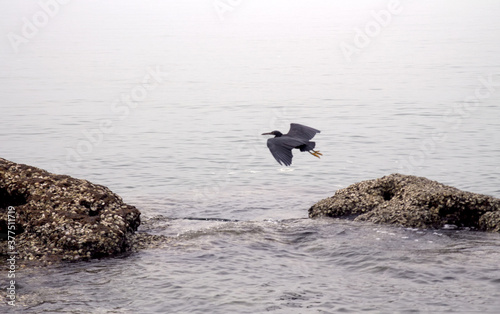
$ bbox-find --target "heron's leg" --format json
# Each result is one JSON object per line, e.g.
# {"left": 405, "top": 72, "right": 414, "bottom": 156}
{"left": 309, "top": 150, "right": 322, "bottom": 158}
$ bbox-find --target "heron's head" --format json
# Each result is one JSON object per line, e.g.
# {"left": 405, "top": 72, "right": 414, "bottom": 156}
{"left": 261, "top": 130, "right": 283, "bottom": 137}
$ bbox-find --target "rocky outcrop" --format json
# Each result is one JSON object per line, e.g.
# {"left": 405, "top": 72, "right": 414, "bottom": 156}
{"left": 0, "top": 158, "right": 141, "bottom": 263}
{"left": 309, "top": 174, "right": 500, "bottom": 232}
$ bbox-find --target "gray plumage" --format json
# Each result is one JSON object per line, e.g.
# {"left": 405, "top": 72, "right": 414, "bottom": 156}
{"left": 262, "top": 123, "right": 322, "bottom": 166}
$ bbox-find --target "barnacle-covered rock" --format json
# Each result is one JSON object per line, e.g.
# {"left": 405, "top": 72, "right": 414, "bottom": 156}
{"left": 0, "top": 158, "right": 141, "bottom": 263}
{"left": 309, "top": 174, "right": 500, "bottom": 232}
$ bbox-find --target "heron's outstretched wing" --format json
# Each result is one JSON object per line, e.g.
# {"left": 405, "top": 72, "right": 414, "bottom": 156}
{"left": 267, "top": 137, "right": 305, "bottom": 166}
{"left": 286, "top": 123, "right": 320, "bottom": 140}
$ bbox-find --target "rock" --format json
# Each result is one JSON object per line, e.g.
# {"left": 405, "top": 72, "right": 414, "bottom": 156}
{"left": 309, "top": 173, "right": 500, "bottom": 232}
{"left": 0, "top": 157, "right": 141, "bottom": 263}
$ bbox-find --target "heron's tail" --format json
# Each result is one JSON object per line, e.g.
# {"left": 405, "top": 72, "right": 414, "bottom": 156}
{"left": 299, "top": 141, "right": 315, "bottom": 152}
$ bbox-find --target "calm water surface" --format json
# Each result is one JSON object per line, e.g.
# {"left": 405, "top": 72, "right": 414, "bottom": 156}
{"left": 1, "top": 0, "right": 500, "bottom": 312}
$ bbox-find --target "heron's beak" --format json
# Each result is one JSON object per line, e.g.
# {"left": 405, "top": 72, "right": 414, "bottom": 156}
{"left": 261, "top": 132, "right": 273, "bottom": 135}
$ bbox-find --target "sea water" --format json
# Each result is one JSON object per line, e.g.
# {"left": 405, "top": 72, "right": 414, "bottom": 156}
{"left": 1, "top": 1, "right": 500, "bottom": 312}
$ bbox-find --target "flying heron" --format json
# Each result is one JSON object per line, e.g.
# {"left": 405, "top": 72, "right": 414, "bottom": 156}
{"left": 262, "top": 123, "right": 322, "bottom": 166}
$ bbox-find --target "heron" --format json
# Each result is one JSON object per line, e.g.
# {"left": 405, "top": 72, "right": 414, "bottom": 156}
{"left": 262, "top": 123, "right": 322, "bottom": 166}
